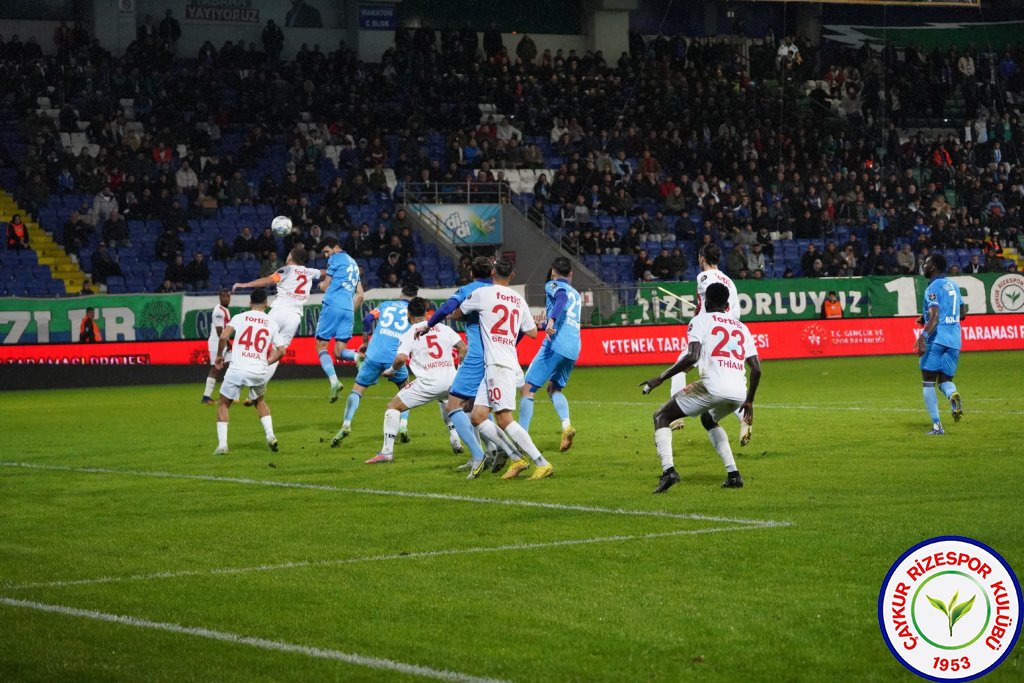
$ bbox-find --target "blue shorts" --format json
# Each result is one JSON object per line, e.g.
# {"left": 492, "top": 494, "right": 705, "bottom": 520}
{"left": 355, "top": 358, "right": 408, "bottom": 388}
{"left": 450, "top": 352, "right": 485, "bottom": 400}
{"left": 525, "top": 345, "right": 576, "bottom": 391}
{"left": 315, "top": 305, "right": 353, "bottom": 342}
{"left": 920, "top": 341, "right": 960, "bottom": 378}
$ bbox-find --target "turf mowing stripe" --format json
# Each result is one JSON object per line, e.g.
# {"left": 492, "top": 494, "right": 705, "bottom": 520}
{"left": 0, "top": 462, "right": 792, "bottom": 528}
{"left": 6, "top": 525, "right": 769, "bottom": 591}
{"left": 0, "top": 597, "right": 507, "bottom": 683}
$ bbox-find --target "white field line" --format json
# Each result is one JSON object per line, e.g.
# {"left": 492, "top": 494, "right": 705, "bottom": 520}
{"left": 6, "top": 525, "right": 765, "bottom": 591}
{"left": 0, "top": 462, "right": 791, "bottom": 528}
{"left": 0, "top": 597, "right": 507, "bottom": 683}
{"left": 290, "top": 395, "right": 1024, "bottom": 415}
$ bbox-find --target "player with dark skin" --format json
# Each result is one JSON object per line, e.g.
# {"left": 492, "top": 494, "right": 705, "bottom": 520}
{"left": 916, "top": 254, "right": 967, "bottom": 397}
{"left": 206, "top": 289, "right": 232, "bottom": 386}
{"left": 641, "top": 286, "right": 761, "bottom": 480}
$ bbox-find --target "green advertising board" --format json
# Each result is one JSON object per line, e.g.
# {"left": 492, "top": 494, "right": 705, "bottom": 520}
{"left": 0, "top": 294, "right": 182, "bottom": 344}
{"left": 608, "top": 273, "right": 1024, "bottom": 325}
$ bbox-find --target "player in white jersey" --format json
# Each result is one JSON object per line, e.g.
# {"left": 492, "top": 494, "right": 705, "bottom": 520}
{"left": 213, "top": 289, "right": 288, "bottom": 455}
{"left": 455, "top": 257, "right": 555, "bottom": 481}
{"left": 201, "top": 289, "right": 233, "bottom": 404}
{"left": 669, "top": 242, "right": 751, "bottom": 446}
{"left": 641, "top": 283, "right": 761, "bottom": 493}
{"left": 366, "top": 297, "right": 468, "bottom": 463}
{"left": 232, "top": 246, "right": 323, "bottom": 402}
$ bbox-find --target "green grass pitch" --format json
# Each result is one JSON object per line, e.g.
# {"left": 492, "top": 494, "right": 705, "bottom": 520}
{"left": 1, "top": 351, "right": 1021, "bottom": 682}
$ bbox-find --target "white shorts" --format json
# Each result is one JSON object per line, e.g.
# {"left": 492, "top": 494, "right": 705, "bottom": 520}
{"left": 269, "top": 305, "right": 302, "bottom": 346}
{"left": 219, "top": 367, "right": 268, "bottom": 402}
{"left": 397, "top": 377, "right": 450, "bottom": 410}
{"left": 475, "top": 365, "right": 520, "bottom": 412}
{"left": 672, "top": 381, "right": 743, "bottom": 423}
{"left": 208, "top": 337, "right": 232, "bottom": 366}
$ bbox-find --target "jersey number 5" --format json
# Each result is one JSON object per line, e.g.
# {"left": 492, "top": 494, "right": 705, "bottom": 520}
{"left": 425, "top": 334, "right": 444, "bottom": 359}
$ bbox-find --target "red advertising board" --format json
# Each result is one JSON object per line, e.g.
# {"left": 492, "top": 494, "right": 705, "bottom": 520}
{"left": 1, "top": 315, "right": 1022, "bottom": 366}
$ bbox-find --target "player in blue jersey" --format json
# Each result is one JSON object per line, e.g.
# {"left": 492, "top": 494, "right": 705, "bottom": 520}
{"left": 415, "top": 256, "right": 521, "bottom": 471}
{"left": 915, "top": 253, "right": 966, "bottom": 435}
{"left": 330, "top": 284, "right": 418, "bottom": 446}
{"left": 316, "top": 237, "right": 364, "bottom": 403}
{"left": 519, "top": 257, "right": 582, "bottom": 452}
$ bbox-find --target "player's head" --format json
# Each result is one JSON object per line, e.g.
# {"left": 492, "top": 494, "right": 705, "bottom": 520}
{"left": 407, "top": 296, "right": 428, "bottom": 322}
{"left": 249, "top": 288, "right": 268, "bottom": 308}
{"left": 551, "top": 256, "right": 572, "bottom": 280}
{"left": 401, "top": 283, "right": 419, "bottom": 299}
{"left": 493, "top": 257, "right": 515, "bottom": 283}
{"left": 318, "top": 237, "right": 340, "bottom": 258}
{"left": 218, "top": 288, "right": 231, "bottom": 306}
{"left": 924, "top": 253, "right": 947, "bottom": 278}
{"left": 287, "top": 246, "right": 307, "bottom": 266}
{"left": 698, "top": 243, "right": 721, "bottom": 270}
{"left": 705, "top": 283, "right": 730, "bottom": 312}
{"left": 471, "top": 256, "right": 494, "bottom": 280}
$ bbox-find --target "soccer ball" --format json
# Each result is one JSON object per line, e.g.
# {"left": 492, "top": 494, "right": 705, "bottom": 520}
{"left": 271, "top": 215, "right": 293, "bottom": 236}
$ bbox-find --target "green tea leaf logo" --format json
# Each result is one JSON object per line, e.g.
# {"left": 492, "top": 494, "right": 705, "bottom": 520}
{"left": 928, "top": 590, "right": 976, "bottom": 637}
{"left": 1008, "top": 291, "right": 1021, "bottom": 304}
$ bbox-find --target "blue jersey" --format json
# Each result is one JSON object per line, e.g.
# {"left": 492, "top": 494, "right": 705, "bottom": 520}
{"left": 324, "top": 251, "right": 359, "bottom": 310}
{"left": 924, "top": 277, "right": 963, "bottom": 350}
{"left": 543, "top": 278, "right": 582, "bottom": 359}
{"left": 365, "top": 299, "right": 410, "bottom": 364}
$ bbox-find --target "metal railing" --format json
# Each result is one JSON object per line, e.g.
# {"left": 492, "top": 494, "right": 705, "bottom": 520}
{"left": 400, "top": 181, "right": 513, "bottom": 205}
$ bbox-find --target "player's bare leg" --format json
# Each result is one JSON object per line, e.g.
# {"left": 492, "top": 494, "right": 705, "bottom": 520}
{"left": 667, "top": 357, "right": 688, "bottom": 430}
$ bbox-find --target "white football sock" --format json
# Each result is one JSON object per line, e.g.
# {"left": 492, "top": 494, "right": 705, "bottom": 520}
{"left": 654, "top": 427, "right": 674, "bottom": 471}
{"left": 382, "top": 408, "right": 400, "bottom": 455}
{"left": 476, "top": 420, "right": 518, "bottom": 457}
{"left": 708, "top": 426, "right": 736, "bottom": 472}
{"left": 204, "top": 377, "right": 216, "bottom": 397}
{"left": 260, "top": 415, "right": 274, "bottom": 440}
{"left": 216, "top": 421, "right": 228, "bottom": 449}
{"left": 503, "top": 421, "right": 548, "bottom": 466}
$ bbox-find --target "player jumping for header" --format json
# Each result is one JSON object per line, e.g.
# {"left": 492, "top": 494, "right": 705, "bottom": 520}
{"left": 315, "top": 237, "right": 364, "bottom": 403}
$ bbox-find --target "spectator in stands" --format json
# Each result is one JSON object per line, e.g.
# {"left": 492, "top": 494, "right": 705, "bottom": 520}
{"left": 516, "top": 34, "right": 537, "bottom": 64}
{"left": 231, "top": 226, "right": 256, "bottom": 262}
{"left": 256, "top": 227, "right": 278, "bottom": 261}
{"left": 6, "top": 214, "right": 29, "bottom": 250}
{"left": 633, "top": 249, "right": 653, "bottom": 281}
{"left": 163, "top": 253, "right": 188, "bottom": 290}
{"left": 175, "top": 160, "right": 199, "bottom": 196}
{"left": 668, "top": 248, "right": 688, "bottom": 280}
{"left": 102, "top": 209, "right": 130, "bottom": 248}
{"left": 91, "top": 186, "right": 118, "bottom": 226}
{"left": 579, "top": 226, "right": 600, "bottom": 255}
{"left": 158, "top": 9, "right": 182, "bottom": 50}
{"left": 799, "top": 243, "right": 819, "bottom": 276}
{"left": 401, "top": 261, "right": 425, "bottom": 289}
{"left": 259, "top": 250, "right": 281, "bottom": 279}
{"left": 726, "top": 244, "right": 747, "bottom": 275}
{"left": 378, "top": 251, "right": 403, "bottom": 282}
{"left": 90, "top": 242, "right": 122, "bottom": 286}
{"left": 80, "top": 280, "right": 94, "bottom": 295}
{"left": 211, "top": 237, "right": 232, "bottom": 262}
{"left": 62, "top": 211, "right": 89, "bottom": 257}
{"left": 618, "top": 225, "right": 640, "bottom": 255}
{"left": 79, "top": 308, "right": 101, "bottom": 342}
{"left": 601, "top": 227, "right": 620, "bottom": 255}
{"left": 156, "top": 227, "right": 184, "bottom": 264}
{"left": 154, "top": 279, "right": 175, "bottom": 293}
{"left": 186, "top": 252, "right": 210, "bottom": 291}
{"left": 896, "top": 244, "right": 916, "bottom": 274}
{"left": 652, "top": 248, "right": 673, "bottom": 280}
{"left": 747, "top": 243, "right": 766, "bottom": 273}
{"left": 21, "top": 173, "right": 48, "bottom": 215}
{"left": 964, "top": 253, "right": 984, "bottom": 274}
{"left": 806, "top": 258, "right": 825, "bottom": 278}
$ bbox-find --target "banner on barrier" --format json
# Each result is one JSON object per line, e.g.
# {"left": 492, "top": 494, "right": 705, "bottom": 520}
{"left": 0, "top": 294, "right": 182, "bottom": 344}
{"left": 618, "top": 273, "right": 1024, "bottom": 324}
{"left": 409, "top": 204, "right": 503, "bottom": 246}
{"left": 3, "top": 315, "right": 1022, "bottom": 366}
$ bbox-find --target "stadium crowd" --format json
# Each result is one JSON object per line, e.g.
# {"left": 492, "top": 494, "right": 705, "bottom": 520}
{"left": 1, "top": 17, "right": 1022, "bottom": 294}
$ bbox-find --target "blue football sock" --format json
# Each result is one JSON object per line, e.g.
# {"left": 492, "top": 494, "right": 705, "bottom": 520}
{"left": 344, "top": 392, "right": 361, "bottom": 422}
{"left": 338, "top": 348, "right": 357, "bottom": 362}
{"left": 318, "top": 350, "right": 337, "bottom": 381}
{"left": 450, "top": 410, "right": 485, "bottom": 463}
{"left": 939, "top": 381, "right": 957, "bottom": 399}
{"left": 551, "top": 391, "right": 570, "bottom": 422}
{"left": 400, "top": 410, "right": 409, "bottom": 425}
{"left": 923, "top": 382, "right": 940, "bottom": 424}
{"left": 518, "top": 396, "right": 535, "bottom": 430}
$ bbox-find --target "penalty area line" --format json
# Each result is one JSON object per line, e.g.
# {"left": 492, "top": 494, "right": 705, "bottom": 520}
{"left": 0, "top": 596, "right": 507, "bottom": 683}
{"left": 0, "top": 461, "right": 792, "bottom": 528}
{"left": 5, "top": 524, "right": 772, "bottom": 591}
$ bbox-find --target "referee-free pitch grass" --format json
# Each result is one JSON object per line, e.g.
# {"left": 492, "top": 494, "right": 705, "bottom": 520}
{"left": 1, "top": 352, "right": 1021, "bottom": 682}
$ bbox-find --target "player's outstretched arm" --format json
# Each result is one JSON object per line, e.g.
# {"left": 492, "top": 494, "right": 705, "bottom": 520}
{"left": 642, "top": 341, "right": 701, "bottom": 393}
{"left": 742, "top": 356, "right": 762, "bottom": 424}
{"left": 232, "top": 274, "right": 277, "bottom": 291}
{"left": 418, "top": 296, "right": 462, "bottom": 338}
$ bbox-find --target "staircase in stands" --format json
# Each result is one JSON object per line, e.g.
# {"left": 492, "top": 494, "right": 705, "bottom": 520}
{"left": 0, "top": 190, "right": 86, "bottom": 295}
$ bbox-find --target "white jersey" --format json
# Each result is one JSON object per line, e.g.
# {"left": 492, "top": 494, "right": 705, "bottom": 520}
{"left": 271, "top": 264, "right": 320, "bottom": 309}
{"left": 226, "top": 310, "right": 285, "bottom": 374}
{"left": 696, "top": 269, "right": 740, "bottom": 320}
{"left": 687, "top": 310, "right": 756, "bottom": 402}
{"left": 209, "top": 303, "right": 231, "bottom": 341}
{"left": 397, "top": 323, "right": 462, "bottom": 384}
{"left": 460, "top": 284, "right": 535, "bottom": 370}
